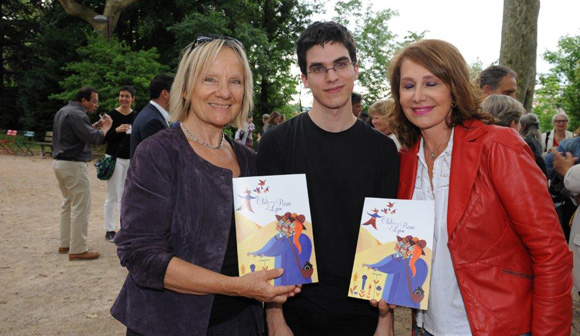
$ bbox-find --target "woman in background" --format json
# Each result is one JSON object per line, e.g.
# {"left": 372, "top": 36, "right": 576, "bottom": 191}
{"left": 262, "top": 111, "right": 282, "bottom": 133}
{"left": 368, "top": 99, "right": 401, "bottom": 150}
{"left": 103, "top": 85, "right": 136, "bottom": 242}
{"left": 234, "top": 115, "right": 255, "bottom": 150}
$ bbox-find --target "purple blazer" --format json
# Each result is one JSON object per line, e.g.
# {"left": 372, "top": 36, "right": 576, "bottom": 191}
{"left": 111, "top": 126, "right": 256, "bottom": 336}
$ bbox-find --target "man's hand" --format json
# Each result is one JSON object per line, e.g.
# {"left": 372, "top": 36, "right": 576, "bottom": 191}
{"left": 266, "top": 303, "right": 293, "bottom": 336}
{"left": 554, "top": 151, "right": 577, "bottom": 177}
{"left": 99, "top": 114, "right": 113, "bottom": 134}
{"left": 371, "top": 299, "right": 395, "bottom": 336}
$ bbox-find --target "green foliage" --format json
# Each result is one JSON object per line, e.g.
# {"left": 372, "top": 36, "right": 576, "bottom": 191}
{"left": 0, "top": 0, "right": 44, "bottom": 129}
{"left": 170, "top": 0, "right": 320, "bottom": 120}
{"left": 469, "top": 58, "right": 484, "bottom": 83}
{"left": 533, "top": 35, "right": 580, "bottom": 132}
{"left": 51, "top": 36, "right": 169, "bottom": 115}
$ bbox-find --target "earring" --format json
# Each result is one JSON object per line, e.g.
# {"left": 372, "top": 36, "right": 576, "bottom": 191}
{"left": 451, "top": 102, "right": 457, "bottom": 109}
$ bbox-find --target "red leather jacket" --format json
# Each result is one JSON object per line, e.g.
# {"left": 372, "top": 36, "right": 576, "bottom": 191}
{"left": 399, "top": 120, "right": 572, "bottom": 335}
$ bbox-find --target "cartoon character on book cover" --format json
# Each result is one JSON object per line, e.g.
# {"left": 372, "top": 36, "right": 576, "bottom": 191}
{"left": 233, "top": 174, "right": 317, "bottom": 286}
{"left": 348, "top": 198, "right": 434, "bottom": 310}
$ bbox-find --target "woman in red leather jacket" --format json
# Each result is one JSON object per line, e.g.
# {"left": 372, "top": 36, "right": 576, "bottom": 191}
{"left": 386, "top": 39, "right": 572, "bottom": 336}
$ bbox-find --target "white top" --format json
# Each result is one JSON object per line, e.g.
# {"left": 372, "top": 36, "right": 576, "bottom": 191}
{"left": 414, "top": 129, "right": 472, "bottom": 336}
{"left": 149, "top": 100, "right": 170, "bottom": 127}
{"left": 564, "top": 164, "right": 580, "bottom": 196}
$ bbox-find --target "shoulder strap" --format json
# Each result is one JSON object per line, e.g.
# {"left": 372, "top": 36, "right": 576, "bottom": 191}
{"left": 545, "top": 131, "right": 551, "bottom": 148}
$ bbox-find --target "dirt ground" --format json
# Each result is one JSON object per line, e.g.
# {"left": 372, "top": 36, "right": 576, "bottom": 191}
{"left": 0, "top": 154, "right": 578, "bottom": 335}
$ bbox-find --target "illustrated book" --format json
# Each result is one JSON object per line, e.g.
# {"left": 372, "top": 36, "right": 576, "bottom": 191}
{"left": 232, "top": 174, "right": 318, "bottom": 285}
{"left": 348, "top": 198, "right": 434, "bottom": 309}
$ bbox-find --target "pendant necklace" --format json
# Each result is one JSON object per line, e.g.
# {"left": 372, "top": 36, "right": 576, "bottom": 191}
{"left": 180, "top": 122, "right": 224, "bottom": 150}
{"left": 424, "top": 139, "right": 448, "bottom": 160}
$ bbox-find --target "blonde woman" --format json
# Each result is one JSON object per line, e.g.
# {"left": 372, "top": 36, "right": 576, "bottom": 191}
{"left": 112, "top": 36, "right": 299, "bottom": 336}
{"left": 368, "top": 99, "right": 401, "bottom": 150}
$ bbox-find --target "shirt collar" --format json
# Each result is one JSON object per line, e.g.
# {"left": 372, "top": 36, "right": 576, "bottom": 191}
{"left": 149, "top": 100, "right": 170, "bottom": 122}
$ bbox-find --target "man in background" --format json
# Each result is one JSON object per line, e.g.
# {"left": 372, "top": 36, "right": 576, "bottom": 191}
{"left": 478, "top": 65, "right": 518, "bottom": 98}
{"left": 52, "top": 87, "right": 112, "bottom": 261}
{"left": 130, "top": 74, "right": 174, "bottom": 157}
{"left": 351, "top": 92, "right": 363, "bottom": 117}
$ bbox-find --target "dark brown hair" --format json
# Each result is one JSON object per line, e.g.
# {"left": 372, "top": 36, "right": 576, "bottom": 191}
{"left": 387, "top": 39, "right": 494, "bottom": 148}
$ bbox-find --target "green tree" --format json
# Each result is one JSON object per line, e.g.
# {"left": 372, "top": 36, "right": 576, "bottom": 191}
{"left": 171, "top": 0, "right": 321, "bottom": 119}
{"left": 0, "top": 0, "right": 43, "bottom": 129}
{"left": 533, "top": 35, "right": 580, "bottom": 132}
{"left": 51, "top": 35, "right": 168, "bottom": 115}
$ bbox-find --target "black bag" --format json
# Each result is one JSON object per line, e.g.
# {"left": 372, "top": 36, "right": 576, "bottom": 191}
{"left": 95, "top": 156, "right": 116, "bottom": 180}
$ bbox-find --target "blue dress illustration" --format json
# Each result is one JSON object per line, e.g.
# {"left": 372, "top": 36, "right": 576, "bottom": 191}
{"left": 366, "top": 240, "right": 428, "bottom": 308}
{"left": 250, "top": 214, "right": 313, "bottom": 285}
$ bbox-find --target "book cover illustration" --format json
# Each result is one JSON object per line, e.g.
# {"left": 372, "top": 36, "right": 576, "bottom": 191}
{"left": 232, "top": 174, "right": 318, "bottom": 286}
{"left": 348, "top": 198, "right": 434, "bottom": 309}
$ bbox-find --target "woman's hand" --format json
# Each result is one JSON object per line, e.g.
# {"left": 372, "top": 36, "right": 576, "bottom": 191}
{"left": 235, "top": 268, "right": 301, "bottom": 303}
{"left": 115, "top": 123, "right": 131, "bottom": 133}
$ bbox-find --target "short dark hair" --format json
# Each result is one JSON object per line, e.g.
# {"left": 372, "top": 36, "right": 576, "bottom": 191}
{"left": 296, "top": 21, "right": 357, "bottom": 76}
{"left": 75, "top": 87, "right": 98, "bottom": 102}
{"left": 478, "top": 65, "right": 517, "bottom": 90}
{"left": 351, "top": 92, "right": 362, "bottom": 104}
{"left": 149, "top": 75, "right": 174, "bottom": 100}
{"left": 119, "top": 85, "right": 136, "bottom": 97}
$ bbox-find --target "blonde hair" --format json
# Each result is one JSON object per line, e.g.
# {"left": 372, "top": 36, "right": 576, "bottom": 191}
{"left": 368, "top": 99, "right": 394, "bottom": 118}
{"left": 170, "top": 39, "right": 253, "bottom": 129}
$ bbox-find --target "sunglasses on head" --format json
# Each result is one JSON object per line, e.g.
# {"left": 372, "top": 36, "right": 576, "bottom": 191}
{"left": 190, "top": 34, "right": 244, "bottom": 51}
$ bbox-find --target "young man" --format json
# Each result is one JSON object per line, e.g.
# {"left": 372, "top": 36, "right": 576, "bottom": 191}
{"left": 351, "top": 92, "right": 363, "bottom": 117}
{"left": 258, "top": 21, "right": 399, "bottom": 335}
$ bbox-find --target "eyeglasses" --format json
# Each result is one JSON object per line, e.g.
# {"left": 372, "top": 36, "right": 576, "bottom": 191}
{"left": 554, "top": 119, "right": 569, "bottom": 124}
{"left": 190, "top": 34, "right": 244, "bottom": 51}
{"left": 307, "top": 61, "right": 355, "bottom": 76}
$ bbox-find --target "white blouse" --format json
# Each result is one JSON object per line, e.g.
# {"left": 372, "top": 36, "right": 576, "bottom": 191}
{"left": 414, "top": 129, "right": 472, "bottom": 336}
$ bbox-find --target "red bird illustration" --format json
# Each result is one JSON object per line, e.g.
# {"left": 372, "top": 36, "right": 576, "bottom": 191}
{"left": 386, "top": 202, "right": 395, "bottom": 208}
{"left": 254, "top": 187, "right": 261, "bottom": 194}
{"left": 264, "top": 187, "right": 270, "bottom": 193}
{"left": 258, "top": 180, "right": 267, "bottom": 187}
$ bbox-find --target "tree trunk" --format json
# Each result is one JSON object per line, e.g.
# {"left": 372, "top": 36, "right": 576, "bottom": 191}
{"left": 499, "top": 0, "right": 540, "bottom": 111}
{"left": 57, "top": 0, "right": 140, "bottom": 38}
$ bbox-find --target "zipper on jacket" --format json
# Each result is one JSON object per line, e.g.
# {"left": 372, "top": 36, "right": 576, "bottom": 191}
{"left": 502, "top": 269, "right": 534, "bottom": 280}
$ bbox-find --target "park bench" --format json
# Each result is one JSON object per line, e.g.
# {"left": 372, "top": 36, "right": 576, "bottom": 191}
{"left": 0, "top": 130, "right": 17, "bottom": 154}
{"left": 14, "top": 131, "right": 35, "bottom": 156}
{"left": 36, "top": 131, "right": 53, "bottom": 157}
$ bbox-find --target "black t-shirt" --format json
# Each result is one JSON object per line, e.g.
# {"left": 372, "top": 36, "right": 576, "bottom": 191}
{"left": 257, "top": 113, "right": 399, "bottom": 316}
{"left": 104, "top": 109, "right": 135, "bottom": 159}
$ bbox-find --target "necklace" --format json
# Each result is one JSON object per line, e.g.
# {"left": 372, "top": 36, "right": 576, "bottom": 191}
{"left": 180, "top": 122, "right": 224, "bottom": 150}
{"left": 424, "top": 139, "right": 449, "bottom": 160}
